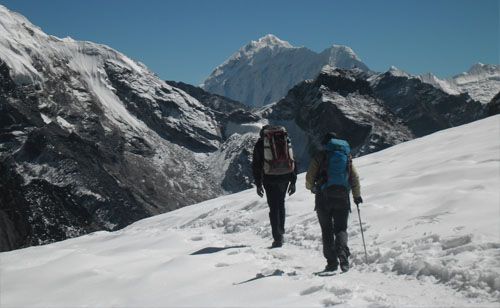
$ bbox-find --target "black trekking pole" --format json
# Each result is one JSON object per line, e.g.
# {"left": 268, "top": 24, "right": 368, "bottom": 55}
{"left": 356, "top": 204, "right": 368, "bottom": 263}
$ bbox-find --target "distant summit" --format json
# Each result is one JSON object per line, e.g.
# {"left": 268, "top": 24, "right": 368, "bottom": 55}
{"left": 248, "top": 34, "right": 293, "bottom": 49}
{"left": 202, "top": 34, "right": 369, "bottom": 107}
{"left": 417, "top": 63, "right": 500, "bottom": 103}
{"left": 387, "top": 66, "right": 411, "bottom": 78}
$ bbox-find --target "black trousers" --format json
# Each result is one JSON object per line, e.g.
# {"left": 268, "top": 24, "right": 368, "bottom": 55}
{"left": 263, "top": 182, "right": 289, "bottom": 242}
{"left": 315, "top": 186, "right": 350, "bottom": 264}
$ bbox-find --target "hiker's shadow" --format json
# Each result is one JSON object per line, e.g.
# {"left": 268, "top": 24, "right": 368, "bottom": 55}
{"left": 234, "top": 269, "right": 285, "bottom": 285}
{"left": 189, "top": 246, "right": 296, "bottom": 285}
{"left": 234, "top": 270, "right": 298, "bottom": 285}
{"left": 190, "top": 245, "right": 248, "bottom": 255}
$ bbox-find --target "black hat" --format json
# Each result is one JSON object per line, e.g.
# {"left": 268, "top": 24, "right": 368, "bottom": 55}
{"left": 259, "top": 124, "right": 271, "bottom": 138}
{"left": 321, "top": 132, "right": 338, "bottom": 145}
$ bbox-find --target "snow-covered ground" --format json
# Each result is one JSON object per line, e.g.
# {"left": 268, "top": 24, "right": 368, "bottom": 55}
{"left": 1, "top": 116, "right": 499, "bottom": 307}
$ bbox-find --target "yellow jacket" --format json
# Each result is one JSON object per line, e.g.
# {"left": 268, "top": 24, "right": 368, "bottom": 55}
{"left": 305, "top": 151, "right": 361, "bottom": 198}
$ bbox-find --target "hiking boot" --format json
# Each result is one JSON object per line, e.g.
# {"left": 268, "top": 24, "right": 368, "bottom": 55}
{"left": 271, "top": 240, "right": 282, "bottom": 248}
{"left": 324, "top": 261, "right": 338, "bottom": 272}
{"left": 339, "top": 255, "right": 349, "bottom": 272}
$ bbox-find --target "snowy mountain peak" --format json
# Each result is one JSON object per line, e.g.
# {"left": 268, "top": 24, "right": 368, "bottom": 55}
{"left": 449, "top": 63, "right": 500, "bottom": 103}
{"left": 231, "top": 34, "right": 294, "bottom": 61}
{"left": 203, "top": 36, "right": 369, "bottom": 107}
{"left": 456, "top": 62, "right": 500, "bottom": 78}
{"left": 387, "top": 66, "right": 410, "bottom": 77}
{"left": 253, "top": 34, "right": 293, "bottom": 49}
{"left": 415, "top": 62, "right": 500, "bottom": 103}
{"left": 0, "top": 4, "right": 42, "bottom": 36}
{"left": 328, "top": 44, "right": 361, "bottom": 60}
{"left": 417, "top": 72, "right": 462, "bottom": 96}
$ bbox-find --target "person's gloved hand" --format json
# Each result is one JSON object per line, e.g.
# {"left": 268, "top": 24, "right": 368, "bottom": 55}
{"left": 288, "top": 183, "right": 296, "bottom": 196}
{"left": 311, "top": 185, "right": 318, "bottom": 195}
{"left": 256, "top": 185, "right": 264, "bottom": 198}
{"left": 354, "top": 196, "right": 363, "bottom": 205}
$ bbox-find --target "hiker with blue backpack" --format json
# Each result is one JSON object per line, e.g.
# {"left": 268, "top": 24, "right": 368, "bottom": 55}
{"left": 306, "top": 132, "right": 363, "bottom": 272}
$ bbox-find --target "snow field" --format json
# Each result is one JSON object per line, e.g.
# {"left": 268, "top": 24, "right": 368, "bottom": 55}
{"left": 1, "top": 116, "right": 499, "bottom": 307}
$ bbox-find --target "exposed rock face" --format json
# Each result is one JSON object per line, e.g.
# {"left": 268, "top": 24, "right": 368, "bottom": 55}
{"left": 0, "top": 55, "right": 224, "bottom": 251}
{"left": 103, "top": 61, "right": 221, "bottom": 152}
{"left": 165, "top": 80, "right": 259, "bottom": 193}
{"left": 165, "top": 80, "right": 253, "bottom": 140}
{"left": 0, "top": 5, "right": 245, "bottom": 251}
{"left": 259, "top": 66, "right": 488, "bottom": 168}
{"left": 261, "top": 67, "right": 413, "bottom": 167}
{"left": 372, "top": 71, "right": 486, "bottom": 137}
{"left": 202, "top": 34, "right": 369, "bottom": 107}
{"left": 166, "top": 80, "right": 248, "bottom": 114}
{"left": 452, "top": 63, "right": 500, "bottom": 104}
{"left": 486, "top": 91, "right": 500, "bottom": 116}
{"left": 209, "top": 133, "right": 258, "bottom": 193}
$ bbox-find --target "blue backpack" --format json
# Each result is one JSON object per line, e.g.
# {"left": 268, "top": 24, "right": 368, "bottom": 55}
{"left": 321, "top": 138, "right": 351, "bottom": 191}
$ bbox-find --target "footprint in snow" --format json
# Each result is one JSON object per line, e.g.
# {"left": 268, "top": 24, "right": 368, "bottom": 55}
{"left": 326, "top": 285, "right": 352, "bottom": 297}
{"left": 320, "top": 286, "right": 354, "bottom": 307}
{"left": 190, "top": 236, "right": 203, "bottom": 241}
{"left": 321, "top": 298, "right": 344, "bottom": 307}
{"left": 215, "top": 262, "right": 230, "bottom": 267}
{"left": 269, "top": 251, "right": 288, "bottom": 260}
{"left": 361, "top": 292, "right": 391, "bottom": 308}
{"left": 300, "top": 285, "right": 324, "bottom": 296}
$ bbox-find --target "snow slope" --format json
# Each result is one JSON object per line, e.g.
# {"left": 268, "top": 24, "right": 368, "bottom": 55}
{"left": 1, "top": 122, "right": 499, "bottom": 306}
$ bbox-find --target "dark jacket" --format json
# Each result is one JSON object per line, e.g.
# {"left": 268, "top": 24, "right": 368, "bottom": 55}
{"left": 252, "top": 138, "right": 297, "bottom": 187}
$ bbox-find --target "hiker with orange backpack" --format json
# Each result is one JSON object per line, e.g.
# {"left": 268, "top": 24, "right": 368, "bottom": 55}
{"left": 306, "top": 132, "right": 363, "bottom": 272}
{"left": 252, "top": 125, "right": 297, "bottom": 248}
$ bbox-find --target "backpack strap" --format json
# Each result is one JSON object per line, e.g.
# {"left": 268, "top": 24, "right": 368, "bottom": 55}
{"left": 316, "top": 151, "right": 328, "bottom": 187}
{"left": 348, "top": 154, "right": 354, "bottom": 186}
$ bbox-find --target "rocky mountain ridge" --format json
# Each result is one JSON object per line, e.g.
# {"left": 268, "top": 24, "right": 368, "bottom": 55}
{"left": 417, "top": 63, "right": 500, "bottom": 104}
{"left": 203, "top": 35, "right": 499, "bottom": 106}
{"left": 372, "top": 68, "right": 486, "bottom": 137}
{"left": 0, "top": 4, "right": 255, "bottom": 251}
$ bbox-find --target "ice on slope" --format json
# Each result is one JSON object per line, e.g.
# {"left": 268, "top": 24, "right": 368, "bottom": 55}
{"left": 1, "top": 115, "right": 498, "bottom": 307}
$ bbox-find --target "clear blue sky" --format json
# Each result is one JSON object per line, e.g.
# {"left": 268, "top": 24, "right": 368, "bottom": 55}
{"left": 1, "top": 0, "right": 498, "bottom": 85}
